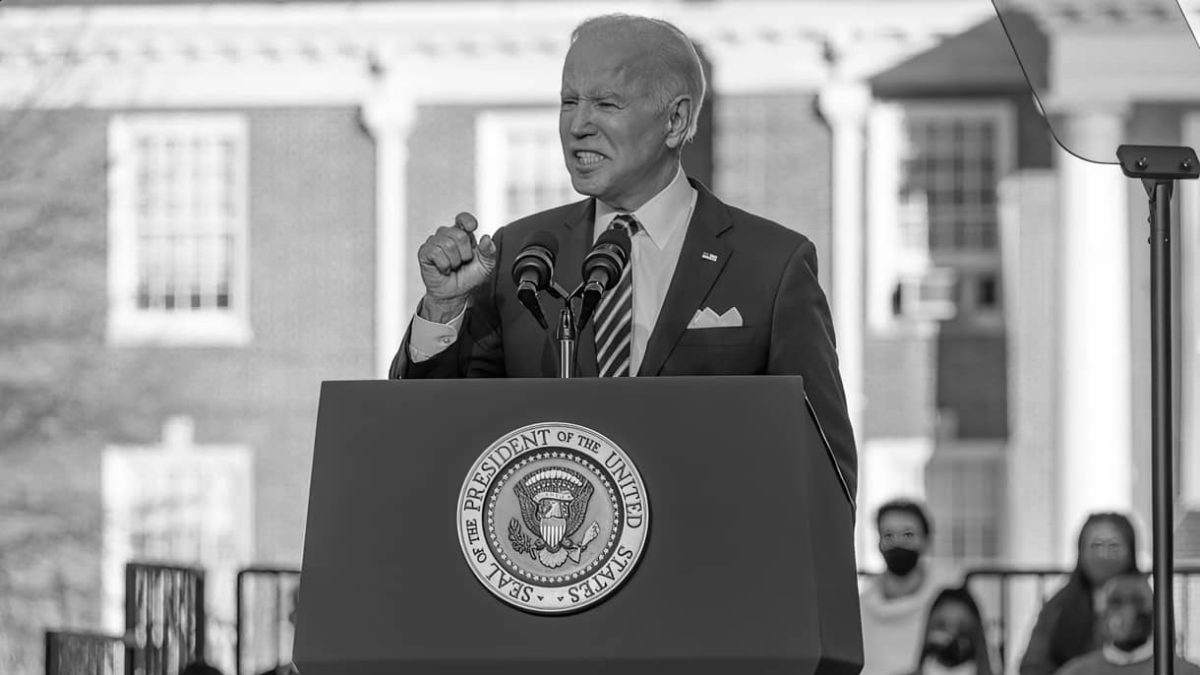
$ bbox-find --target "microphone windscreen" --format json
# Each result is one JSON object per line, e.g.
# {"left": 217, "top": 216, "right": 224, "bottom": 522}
{"left": 594, "top": 228, "right": 631, "bottom": 259}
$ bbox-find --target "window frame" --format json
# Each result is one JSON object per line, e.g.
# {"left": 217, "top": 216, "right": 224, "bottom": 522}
{"left": 107, "top": 113, "right": 252, "bottom": 346}
{"left": 924, "top": 439, "right": 1007, "bottom": 566}
{"left": 867, "top": 99, "right": 1015, "bottom": 335}
{"left": 100, "top": 418, "right": 254, "bottom": 655}
{"left": 475, "top": 109, "right": 580, "bottom": 239}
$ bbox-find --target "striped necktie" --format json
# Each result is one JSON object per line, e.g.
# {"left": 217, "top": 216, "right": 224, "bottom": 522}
{"left": 594, "top": 214, "right": 638, "bottom": 377}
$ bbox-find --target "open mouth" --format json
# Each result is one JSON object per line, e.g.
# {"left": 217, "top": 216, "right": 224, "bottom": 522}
{"left": 574, "top": 151, "right": 606, "bottom": 167}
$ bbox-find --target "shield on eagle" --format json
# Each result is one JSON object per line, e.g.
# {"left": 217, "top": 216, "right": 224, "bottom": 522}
{"left": 513, "top": 467, "right": 594, "bottom": 557}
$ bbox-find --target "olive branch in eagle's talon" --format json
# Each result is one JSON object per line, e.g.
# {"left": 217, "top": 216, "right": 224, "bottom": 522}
{"left": 508, "top": 518, "right": 537, "bottom": 560}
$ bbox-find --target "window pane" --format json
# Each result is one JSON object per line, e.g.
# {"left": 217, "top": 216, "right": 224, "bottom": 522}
{"left": 129, "top": 122, "right": 244, "bottom": 315}
{"left": 899, "top": 113, "right": 1003, "bottom": 255}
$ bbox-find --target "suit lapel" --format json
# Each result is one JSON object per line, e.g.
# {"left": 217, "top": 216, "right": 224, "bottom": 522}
{"left": 638, "top": 181, "right": 733, "bottom": 376}
{"left": 555, "top": 199, "right": 600, "bottom": 377}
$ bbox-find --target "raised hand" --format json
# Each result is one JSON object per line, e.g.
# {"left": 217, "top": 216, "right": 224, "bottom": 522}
{"left": 416, "top": 212, "right": 498, "bottom": 322}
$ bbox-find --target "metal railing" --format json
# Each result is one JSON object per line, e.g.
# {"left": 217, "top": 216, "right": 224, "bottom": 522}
{"left": 45, "top": 631, "right": 123, "bottom": 675}
{"left": 235, "top": 568, "right": 300, "bottom": 675}
{"left": 125, "top": 562, "right": 206, "bottom": 675}
{"left": 963, "top": 566, "right": 1200, "bottom": 673}
{"left": 961, "top": 567, "right": 1071, "bottom": 671}
{"left": 70, "top": 562, "right": 1196, "bottom": 675}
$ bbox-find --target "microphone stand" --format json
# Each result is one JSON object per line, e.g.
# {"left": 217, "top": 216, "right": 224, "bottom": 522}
{"left": 557, "top": 307, "right": 576, "bottom": 379}
{"left": 545, "top": 281, "right": 604, "bottom": 379}
{"left": 1116, "top": 145, "right": 1199, "bottom": 675}
{"left": 542, "top": 281, "right": 576, "bottom": 378}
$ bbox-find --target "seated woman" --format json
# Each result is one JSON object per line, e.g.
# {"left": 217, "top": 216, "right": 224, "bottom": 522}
{"left": 1056, "top": 573, "right": 1200, "bottom": 675}
{"left": 1018, "top": 512, "right": 1140, "bottom": 675}
{"left": 908, "top": 585, "right": 995, "bottom": 675}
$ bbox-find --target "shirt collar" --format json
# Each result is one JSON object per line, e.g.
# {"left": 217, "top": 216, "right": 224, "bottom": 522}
{"left": 1102, "top": 639, "right": 1153, "bottom": 665}
{"left": 594, "top": 166, "right": 693, "bottom": 249}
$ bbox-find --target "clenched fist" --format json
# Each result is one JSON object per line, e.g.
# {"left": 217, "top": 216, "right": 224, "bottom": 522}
{"left": 417, "top": 212, "right": 498, "bottom": 322}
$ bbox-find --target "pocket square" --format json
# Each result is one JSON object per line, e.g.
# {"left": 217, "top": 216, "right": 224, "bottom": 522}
{"left": 687, "top": 307, "right": 744, "bottom": 329}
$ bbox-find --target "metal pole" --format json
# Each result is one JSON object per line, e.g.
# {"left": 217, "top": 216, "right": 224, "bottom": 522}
{"left": 558, "top": 307, "right": 575, "bottom": 378}
{"left": 235, "top": 571, "right": 244, "bottom": 675}
{"left": 1148, "top": 179, "right": 1175, "bottom": 675}
{"left": 999, "top": 577, "right": 1009, "bottom": 669}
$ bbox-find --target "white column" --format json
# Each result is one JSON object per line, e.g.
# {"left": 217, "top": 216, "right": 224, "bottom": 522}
{"left": 362, "top": 93, "right": 416, "bottom": 379}
{"left": 1182, "top": 114, "right": 1200, "bottom": 511}
{"left": 1056, "top": 108, "right": 1132, "bottom": 561}
{"left": 817, "top": 81, "right": 870, "bottom": 450}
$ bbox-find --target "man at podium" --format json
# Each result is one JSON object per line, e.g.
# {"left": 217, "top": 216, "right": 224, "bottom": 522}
{"left": 389, "top": 13, "right": 856, "bottom": 504}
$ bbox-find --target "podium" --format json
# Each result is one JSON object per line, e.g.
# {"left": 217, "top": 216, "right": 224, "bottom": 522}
{"left": 295, "top": 376, "right": 862, "bottom": 674}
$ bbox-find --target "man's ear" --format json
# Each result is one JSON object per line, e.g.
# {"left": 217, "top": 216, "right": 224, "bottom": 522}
{"left": 664, "top": 95, "right": 694, "bottom": 150}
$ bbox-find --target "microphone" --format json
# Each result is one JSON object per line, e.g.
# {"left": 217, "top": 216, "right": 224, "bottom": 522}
{"left": 511, "top": 231, "right": 559, "bottom": 329}
{"left": 576, "top": 228, "right": 631, "bottom": 331}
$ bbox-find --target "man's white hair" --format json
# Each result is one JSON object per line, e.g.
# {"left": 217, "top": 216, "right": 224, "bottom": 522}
{"left": 570, "top": 14, "right": 707, "bottom": 144}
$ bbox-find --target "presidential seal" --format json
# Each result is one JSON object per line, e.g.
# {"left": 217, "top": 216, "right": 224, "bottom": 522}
{"left": 456, "top": 422, "right": 649, "bottom": 614}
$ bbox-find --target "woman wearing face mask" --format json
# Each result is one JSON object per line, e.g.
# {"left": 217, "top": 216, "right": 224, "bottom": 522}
{"left": 908, "top": 586, "right": 995, "bottom": 675}
{"left": 1018, "top": 512, "right": 1140, "bottom": 675}
{"left": 860, "top": 499, "right": 961, "bottom": 675}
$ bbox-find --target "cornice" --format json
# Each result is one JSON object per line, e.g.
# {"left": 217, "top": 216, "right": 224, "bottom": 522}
{"left": 0, "top": 1, "right": 993, "bottom": 108}
{"left": 0, "top": 2, "right": 988, "bottom": 67}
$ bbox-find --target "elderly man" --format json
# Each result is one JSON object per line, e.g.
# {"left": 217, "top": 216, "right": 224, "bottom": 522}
{"left": 390, "top": 14, "right": 856, "bottom": 504}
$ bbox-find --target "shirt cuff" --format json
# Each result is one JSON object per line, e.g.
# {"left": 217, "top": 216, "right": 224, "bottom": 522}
{"left": 408, "top": 305, "right": 465, "bottom": 363}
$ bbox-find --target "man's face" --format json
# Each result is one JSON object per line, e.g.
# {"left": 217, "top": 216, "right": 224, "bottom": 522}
{"left": 559, "top": 35, "right": 677, "bottom": 211}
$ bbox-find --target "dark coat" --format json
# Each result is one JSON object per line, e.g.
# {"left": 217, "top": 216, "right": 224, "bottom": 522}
{"left": 391, "top": 177, "right": 857, "bottom": 504}
{"left": 1018, "top": 513, "right": 1139, "bottom": 675}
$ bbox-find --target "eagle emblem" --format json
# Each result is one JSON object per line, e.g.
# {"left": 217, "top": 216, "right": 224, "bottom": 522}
{"left": 508, "top": 467, "right": 601, "bottom": 568}
{"left": 458, "top": 422, "right": 649, "bottom": 613}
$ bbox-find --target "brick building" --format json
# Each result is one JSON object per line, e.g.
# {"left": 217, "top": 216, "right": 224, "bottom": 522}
{"left": 2, "top": 0, "right": 1200, "bottom": 672}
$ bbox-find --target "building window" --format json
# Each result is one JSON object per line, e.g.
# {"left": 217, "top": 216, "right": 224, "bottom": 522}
{"left": 976, "top": 273, "right": 1000, "bottom": 310}
{"left": 925, "top": 442, "right": 1006, "bottom": 566}
{"left": 475, "top": 110, "right": 580, "bottom": 237}
{"left": 868, "top": 101, "right": 1013, "bottom": 333}
{"left": 102, "top": 417, "right": 253, "bottom": 674}
{"left": 899, "top": 114, "right": 1003, "bottom": 256}
{"left": 891, "top": 267, "right": 958, "bottom": 321}
{"left": 108, "top": 114, "right": 251, "bottom": 346}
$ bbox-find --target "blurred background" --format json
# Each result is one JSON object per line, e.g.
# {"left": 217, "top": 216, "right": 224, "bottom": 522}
{"left": 2, "top": 0, "right": 1200, "bottom": 673}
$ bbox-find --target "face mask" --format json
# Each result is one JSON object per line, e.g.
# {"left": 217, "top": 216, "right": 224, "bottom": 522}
{"left": 882, "top": 546, "right": 921, "bottom": 576}
{"left": 1110, "top": 612, "right": 1152, "bottom": 652}
{"left": 924, "top": 635, "right": 976, "bottom": 668}
{"left": 1084, "top": 558, "right": 1129, "bottom": 587}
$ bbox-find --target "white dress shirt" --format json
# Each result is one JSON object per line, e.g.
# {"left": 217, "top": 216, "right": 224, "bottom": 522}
{"left": 409, "top": 166, "right": 697, "bottom": 374}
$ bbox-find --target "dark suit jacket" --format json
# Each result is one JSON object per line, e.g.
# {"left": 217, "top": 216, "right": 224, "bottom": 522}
{"left": 390, "top": 178, "right": 857, "bottom": 505}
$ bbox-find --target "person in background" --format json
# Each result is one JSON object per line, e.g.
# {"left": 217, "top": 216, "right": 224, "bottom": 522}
{"left": 1056, "top": 574, "right": 1200, "bottom": 675}
{"left": 1018, "top": 512, "right": 1140, "bottom": 675}
{"left": 860, "top": 498, "right": 957, "bottom": 675}
{"left": 908, "top": 586, "right": 995, "bottom": 675}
